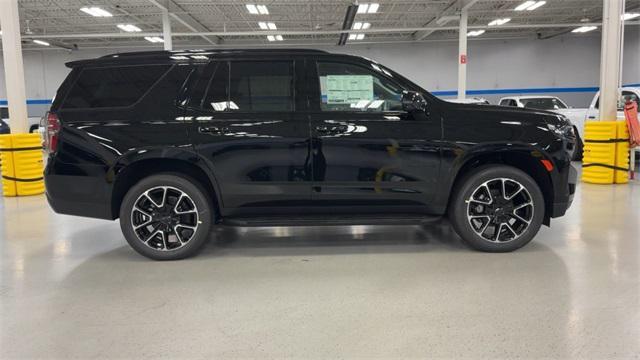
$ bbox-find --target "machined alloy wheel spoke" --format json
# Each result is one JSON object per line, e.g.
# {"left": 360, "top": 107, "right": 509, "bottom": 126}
{"left": 466, "top": 177, "right": 534, "bottom": 243}
{"left": 131, "top": 186, "right": 199, "bottom": 252}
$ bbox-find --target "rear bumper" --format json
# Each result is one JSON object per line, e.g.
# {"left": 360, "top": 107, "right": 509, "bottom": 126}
{"left": 44, "top": 159, "right": 115, "bottom": 220}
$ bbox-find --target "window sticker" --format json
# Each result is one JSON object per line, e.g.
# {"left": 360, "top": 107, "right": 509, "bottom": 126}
{"left": 322, "top": 75, "right": 374, "bottom": 104}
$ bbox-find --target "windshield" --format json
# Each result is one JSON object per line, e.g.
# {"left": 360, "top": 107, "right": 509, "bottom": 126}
{"left": 521, "top": 98, "right": 567, "bottom": 110}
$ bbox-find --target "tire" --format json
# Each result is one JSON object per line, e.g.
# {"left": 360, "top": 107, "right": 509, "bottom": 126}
{"left": 448, "top": 165, "right": 545, "bottom": 252}
{"left": 119, "top": 173, "right": 213, "bottom": 260}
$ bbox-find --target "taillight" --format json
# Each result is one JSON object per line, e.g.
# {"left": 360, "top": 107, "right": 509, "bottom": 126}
{"left": 45, "top": 112, "right": 60, "bottom": 153}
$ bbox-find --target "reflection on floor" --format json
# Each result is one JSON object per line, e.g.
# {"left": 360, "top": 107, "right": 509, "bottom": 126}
{"left": 0, "top": 176, "right": 639, "bottom": 358}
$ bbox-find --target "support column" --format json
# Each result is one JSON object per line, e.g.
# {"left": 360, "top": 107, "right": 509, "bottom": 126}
{"left": 457, "top": 8, "right": 468, "bottom": 100}
{"left": 598, "top": 0, "right": 624, "bottom": 121}
{"left": 0, "top": 0, "right": 29, "bottom": 133}
{"left": 162, "top": 8, "right": 173, "bottom": 51}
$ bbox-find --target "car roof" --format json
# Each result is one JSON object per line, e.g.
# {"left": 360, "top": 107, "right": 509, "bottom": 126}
{"left": 65, "top": 48, "right": 331, "bottom": 68}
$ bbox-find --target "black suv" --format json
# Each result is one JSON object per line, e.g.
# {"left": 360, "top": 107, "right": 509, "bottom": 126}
{"left": 44, "top": 49, "right": 577, "bottom": 260}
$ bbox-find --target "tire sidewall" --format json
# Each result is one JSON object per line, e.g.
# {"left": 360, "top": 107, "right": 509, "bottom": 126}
{"left": 450, "top": 165, "right": 545, "bottom": 252}
{"left": 119, "top": 174, "right": 213, "bottom": 260}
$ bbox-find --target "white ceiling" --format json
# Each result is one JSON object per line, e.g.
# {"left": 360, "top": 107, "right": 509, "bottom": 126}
{"left": 7, "top": 0, "right": 640, "bottom": 50}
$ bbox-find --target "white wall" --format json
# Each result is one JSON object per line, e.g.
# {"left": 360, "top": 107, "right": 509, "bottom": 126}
{"left": 1, "top": 27, "right": 639, "bottom": 117}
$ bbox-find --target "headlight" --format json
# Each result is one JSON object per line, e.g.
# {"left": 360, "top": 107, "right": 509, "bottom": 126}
{"left": 547, "top": 123, "right": 575, "bottom": 138}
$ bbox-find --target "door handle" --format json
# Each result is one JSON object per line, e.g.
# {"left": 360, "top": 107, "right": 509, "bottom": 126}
{"left": 315, "top": 125, "right": 348, "bottom": 135}
{"left": 198, "top": 126, "right": 228, "bottom": 135}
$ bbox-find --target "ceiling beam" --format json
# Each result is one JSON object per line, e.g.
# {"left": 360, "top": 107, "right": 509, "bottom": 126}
{"left": 147, "top": 0, "right": 221, "bottom": 45}
{"left": 412, "top": 0, "right": 480, "bottom": 41}
{"left": 19, "top": 22, "right": 640, "bottom": 40}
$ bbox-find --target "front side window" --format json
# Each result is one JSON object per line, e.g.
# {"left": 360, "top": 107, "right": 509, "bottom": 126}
{"left": 317, "top": 62, "right": 404, "bottom": 112}
{"left": 62, "top": 65, "right": 170, "bottom": 109}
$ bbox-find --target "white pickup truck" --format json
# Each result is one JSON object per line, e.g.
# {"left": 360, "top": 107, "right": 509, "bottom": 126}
{"left": 554, "top": 87, "right": 640, "bottom": 139}
{"left": 0, "top": 106, "right": 43, "bottom": 133}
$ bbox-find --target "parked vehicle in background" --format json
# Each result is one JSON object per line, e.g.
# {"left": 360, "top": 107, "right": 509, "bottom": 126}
{"left": 0, "top": 106, "right": 44, "bottom": 133}
{"left": 498, "top": 96, "right": 569, "bottom": 111}
{"left": 553, "top": 87, "right": 640, "bottom": 139}
{"left": 0, "top": 119, "right": 10, "bottom": 134}
{"left": 499, "top": 95, "right": 583, "bottom": 160}
{"left": 446, "top": 97, "right": 490, "bottom": 105}
{"left": 43, "top": 49, "right": 577, "bottom": 260}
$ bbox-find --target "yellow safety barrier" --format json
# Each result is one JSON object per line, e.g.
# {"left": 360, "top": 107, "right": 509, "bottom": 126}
{"left": 581, "top": 120, "right": 629, "bottom": 184}
{"left": 0, "top": 133, "right": 45, "bottom": 196}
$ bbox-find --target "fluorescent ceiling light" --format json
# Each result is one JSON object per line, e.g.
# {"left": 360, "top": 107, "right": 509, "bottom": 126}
{"left": 349, "top": 33, "right": 366, "bottom": 40}
{"left": 488, "top": 18, "right": 511, "bottom": 26}
{"left": 527, "top": 1, "right": 546, "bottom": 10}
{"left": 80, "top": 6, "right": 112, "bottom": 17}
{"left": 623, "top": 13, "right": 640, "bottom": 20}
{"left": 247, "top": 4, "right": 269, "bottom": 14}
{"left": 33, "top": 39, "right": 50, "bottom": 46}
{"left": 357, "top": 3, "right": 379, "bottom": 14}
{"left": 266, "top": 35, "right": 283, "bottom": 41}
{"left": 467, "top": 30, "right": 485, "bottom": 37}
{"left": 117, "top": 24, "right": 141, "bottom": 32}
{"left": 356, "top": 33, "right": 365, "bottom": 40}
{"left": 572, "top": 26, "right": 597, "bottom": 33}
{"left": 353, "top": 22, "right": 371, "bottom": 30}
{"left": 144, "top": 36, "right": 164, "bottom": 43}
{"left": 246, "top": 4, "right": 258, "bottom": 14}
{"left": 258, "top": 22, "right": 268, "bottom": 29}
{"left": 515, "top": 1, "right": 545, "bottom": 11}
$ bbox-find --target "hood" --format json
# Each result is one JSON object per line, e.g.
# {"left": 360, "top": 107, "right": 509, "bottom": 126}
{"left": 445, "top": 102, "right": 570, "bottom": 127}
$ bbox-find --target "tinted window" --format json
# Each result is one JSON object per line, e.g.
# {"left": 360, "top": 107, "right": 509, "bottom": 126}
{"left": 0, "top": 107, "right": 8, "bottom": 119}
{"left": 203, "top": 61, "right": 294, "bottom": 112}
{"left": 317, "top": 62, "right": 404, "bottom": 112}
{"left": 499, "top": 99, "right": 512, "bottom": 107}
{"left": 522, "top": 98, "right": 567, "bottom": 110}
{"left": 62, "top": 65, "right": 170, "bottom": 109}
{"left": 201, "top": 62, "right": 230, "bottom": 111}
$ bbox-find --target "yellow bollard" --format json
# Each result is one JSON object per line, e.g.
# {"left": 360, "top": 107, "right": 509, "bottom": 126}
{"left": 0, "top": 133, "right": 44, "bottom": 196}
{"left": 581, "top": 120, "right": 629, "bottom": 184}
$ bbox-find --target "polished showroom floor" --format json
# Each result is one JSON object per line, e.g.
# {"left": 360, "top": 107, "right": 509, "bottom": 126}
{"left": 1, "top": 175, "right": 639, "bottom": 358}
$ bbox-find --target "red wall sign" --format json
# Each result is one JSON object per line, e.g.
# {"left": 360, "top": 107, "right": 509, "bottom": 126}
{"left": 460, "top": 54, "right": 467, "bottom": 64}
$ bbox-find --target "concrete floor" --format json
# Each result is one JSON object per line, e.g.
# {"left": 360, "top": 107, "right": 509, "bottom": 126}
{"left": 1, "top": 177, "right": 639, "bottom": 359}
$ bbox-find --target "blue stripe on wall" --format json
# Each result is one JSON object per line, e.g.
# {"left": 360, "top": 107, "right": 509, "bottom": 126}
{"left": 0, "top": 83, "right": 638, "bottom": 105}
{"left": 0, "top": 99, "right": 52, "bottom": 105}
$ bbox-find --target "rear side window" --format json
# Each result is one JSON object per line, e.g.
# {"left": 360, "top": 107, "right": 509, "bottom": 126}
{"left": 229, "top": 61, "right": 294, "bottom": 112}
{"left": 62, "top": 65, "right": 171, "bottom": 109}
{"left": 0, "top": 107, "right": 8, "bottom": 118}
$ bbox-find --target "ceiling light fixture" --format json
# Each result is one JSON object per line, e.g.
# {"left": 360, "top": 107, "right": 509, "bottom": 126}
{"left": 349, "top": 33, "right": 366, "bottom": 40}
{"left": 488, "top": 18, "right": 511, "bottom": 26}
{"left": 267, "top": 35, "right": 284, "bottom": 42}
{"left": 246, "top": 4, "right": 269, "bottom": 14}
{"left": 353, "top": 22, "right": 371, "bottom": 30}
{"left": 467, "top": 30, "right": 486, "bottom": 37}
{"left": 33, "top": 39, "right": 50, "bottom": 46}
{"left": 144, "top": 36, "right": 164, "bottom": 43}
{"left": 572, "top": 26, "right": 597, "bottom": 33}
{"left": 623, "top": 13, "right": 640, "bottom": 20}
{"left": 80, "top": 6, "right": 112, "bottom": 17}
{"left": 117, "top": 24, "right": 142, "bottom": 32}
{"left": 514, "top": 1, "right": 545, "bottom": 11}
{"left": 357, "top": 3, "right": 379, "bottom": 14}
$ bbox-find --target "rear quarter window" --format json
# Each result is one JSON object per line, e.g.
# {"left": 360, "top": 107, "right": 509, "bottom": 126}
{"left": 61, "top": 65, "right": 171, "bottom": 109}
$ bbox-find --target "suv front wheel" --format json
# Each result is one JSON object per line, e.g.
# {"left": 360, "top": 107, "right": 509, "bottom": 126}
{"left": 448, "top": 165, "right": 545, "bottom": 252}
{"left": 119, "top": 174, "right": 213, "bottom": 260}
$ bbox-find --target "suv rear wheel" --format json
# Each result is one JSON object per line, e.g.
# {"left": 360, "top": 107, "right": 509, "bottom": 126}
{"left": 448, "top": 165, "right": 545, "bottom": 252}
{"left": 119, "top": 174, "right": 213, "bottom": 260}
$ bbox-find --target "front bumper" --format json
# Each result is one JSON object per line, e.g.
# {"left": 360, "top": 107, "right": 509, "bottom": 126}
{"left": 549, "top": 163, "right": 577, "bottom": 218}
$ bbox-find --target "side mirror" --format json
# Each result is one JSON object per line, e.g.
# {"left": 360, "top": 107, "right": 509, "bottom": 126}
{"left": 401, "top": 91, "right": 427, "bottom": 113}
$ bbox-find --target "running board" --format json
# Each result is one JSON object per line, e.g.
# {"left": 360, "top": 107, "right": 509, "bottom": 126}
{"left": 221, "top": 214, "right": 443, "bottom": 227}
